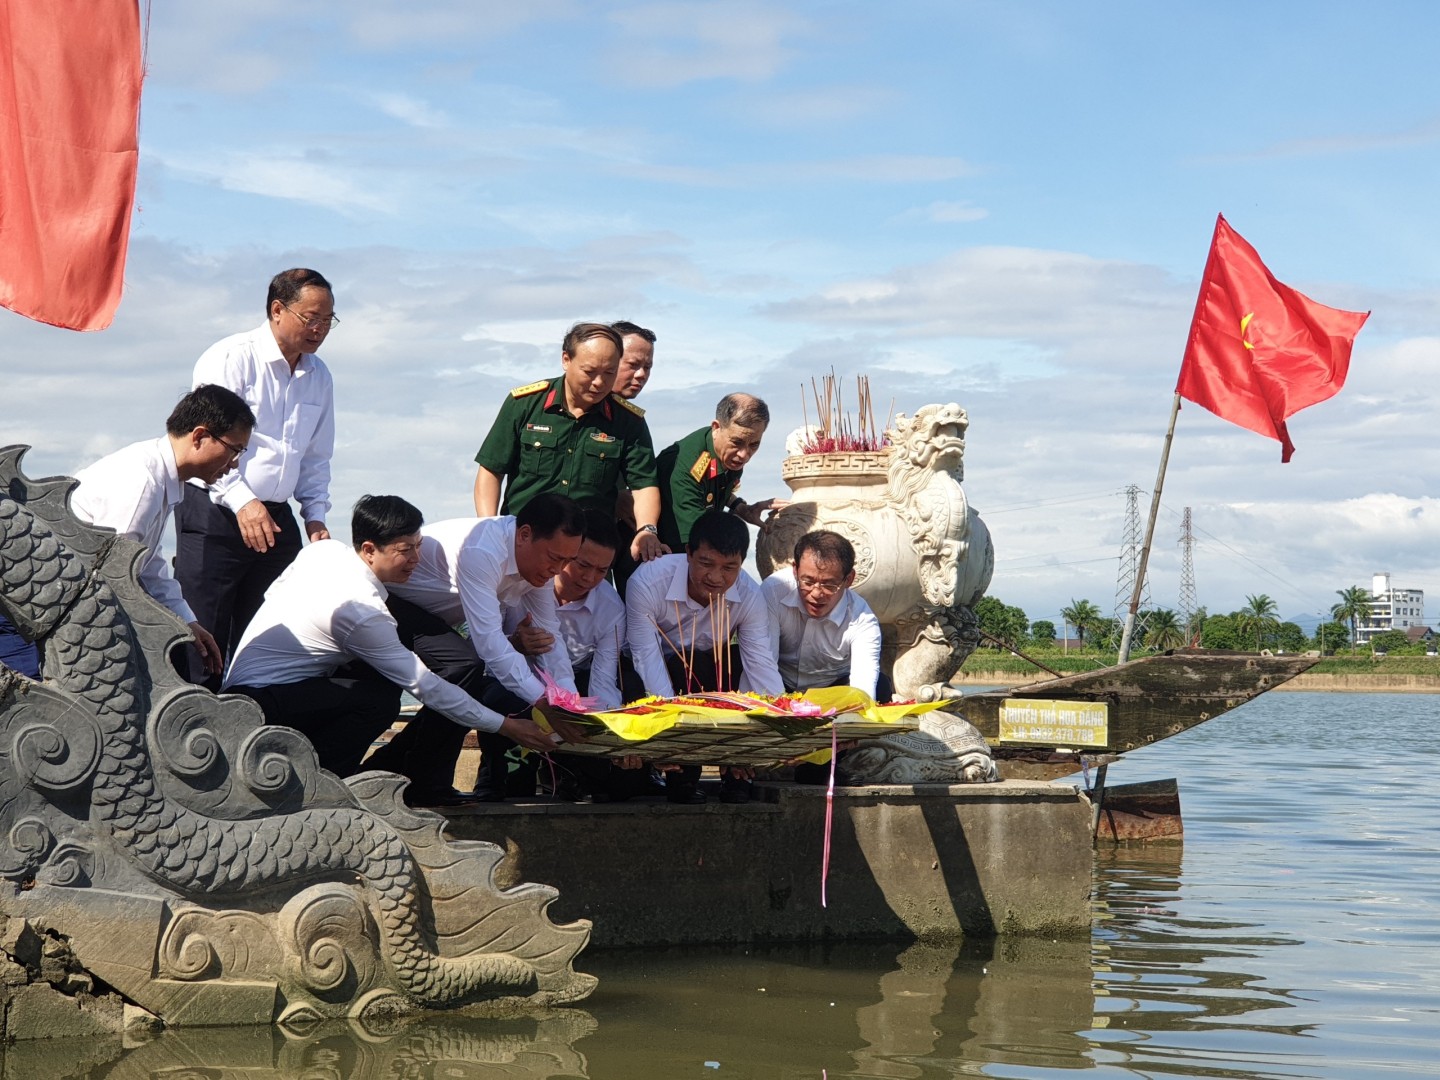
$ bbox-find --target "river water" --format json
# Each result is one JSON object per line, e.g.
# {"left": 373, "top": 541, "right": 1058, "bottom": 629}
{"left": 7, "top": 691, "right": 1439, "bottom": 1078}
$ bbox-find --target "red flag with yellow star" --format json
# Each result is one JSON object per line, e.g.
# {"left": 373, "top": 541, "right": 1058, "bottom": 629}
{"left": 1175, "top": 214, "right": 1369, "bottom": 462}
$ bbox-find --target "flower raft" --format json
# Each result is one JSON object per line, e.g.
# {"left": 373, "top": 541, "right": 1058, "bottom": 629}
{"left": 534, "top": 686, "right": 953, "bottom": 767}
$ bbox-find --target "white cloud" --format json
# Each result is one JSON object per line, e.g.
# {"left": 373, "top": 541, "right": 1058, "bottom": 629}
{"left": 158, "top": 151, "right": 399, "bottom": 215}
{"left": 902, "top": 200, "right": 989, "bottom": 224}
{"left": 366, "top": 92, "right": 451, "bottom": 129}
{"left": 607, "top": 1, "right": 811, "bottom": 87}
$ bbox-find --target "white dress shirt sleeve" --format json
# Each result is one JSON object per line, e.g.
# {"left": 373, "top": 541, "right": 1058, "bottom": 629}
{"left": 734, "top": 588, "right": 785, "bottom": 697}
{"left": 846, "top": 605, "right": 884, "bottom": 698}
{"left": 584, "top": 603, "right": 624, "bottom": 710}
{"left": 72, "top": 451, "right": 195, "bottom": 625}
{"left": 523, "top": 587, "right": 577, "bottom": 693}
{"left": 762, "top": 579, "right": 788, "bottom": 691}
{"left": 625, "top": 568, "right": 676, "bottom": 698}
{"left": 457, "top": 546, "right": 546, "bottom": 705}
{"left": 342, "top": 611, "right": 505, "bottom": 732}
{"left": 293, "top": 367, "right": 334, "bottom": 525}
{"left": 193, "top": 345, "right": 262, "bottom": 513}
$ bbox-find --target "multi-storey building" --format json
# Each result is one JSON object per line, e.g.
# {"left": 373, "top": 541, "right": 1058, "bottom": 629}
{"left": 1355, "top": 572, "right": 1425, "bottom": 645}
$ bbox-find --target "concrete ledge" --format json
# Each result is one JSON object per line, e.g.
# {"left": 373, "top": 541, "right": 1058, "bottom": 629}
{"left": 441, "top": 780, "right": 1092, "bottom": 947}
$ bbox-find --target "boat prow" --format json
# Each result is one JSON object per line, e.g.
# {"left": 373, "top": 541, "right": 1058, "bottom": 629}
{"left": 955, "top": 647, "right": 1318, "bottom": 756}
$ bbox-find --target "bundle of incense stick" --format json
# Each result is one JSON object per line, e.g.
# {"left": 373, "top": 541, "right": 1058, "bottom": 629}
{"left": 798, "top": 371, "right": 891, "bottom": 454}
{"left": 652, "top": 596, "right": 733, "bottom": 694}
{"left": 708, "top": 593, "right": 732, "bottom": 692}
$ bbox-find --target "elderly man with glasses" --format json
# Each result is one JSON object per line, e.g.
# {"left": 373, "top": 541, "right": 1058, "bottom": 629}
{"left": 173, "top": 268, "right": 340, "bottom": 687}
{"left": 761, "top": 530, "right": 889, "bottom": 702}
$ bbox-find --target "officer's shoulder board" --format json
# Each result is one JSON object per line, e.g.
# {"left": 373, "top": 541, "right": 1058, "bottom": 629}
{"left": 611, "top": 392, "right": 645, "bottom": 417}
{"left": 509, "top": 379, "right": 550, "bottom": 399}
{"left": 688, "top": 450, "right": 712, "bottom": 483}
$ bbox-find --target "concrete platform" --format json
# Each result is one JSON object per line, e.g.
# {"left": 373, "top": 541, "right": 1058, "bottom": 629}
{"left": 440, "top": 780, "right": 1093, "bottom": 947}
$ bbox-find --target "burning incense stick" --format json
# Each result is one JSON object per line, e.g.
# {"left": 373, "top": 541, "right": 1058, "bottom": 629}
{"left": 798, "top": 373, "right": 890, "bottom": 454}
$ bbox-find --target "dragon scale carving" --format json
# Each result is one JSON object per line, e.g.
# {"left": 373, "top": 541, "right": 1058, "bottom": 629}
{"left": 0, "top": 446, "right": 594, "bottom": 1024}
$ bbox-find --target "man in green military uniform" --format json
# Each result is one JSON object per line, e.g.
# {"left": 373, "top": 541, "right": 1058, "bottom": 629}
{"left": 656, "top": 392, "right": 786, "bottom": 551}
{"left": 474, "top": 322, "right": 667, "bottom": 564}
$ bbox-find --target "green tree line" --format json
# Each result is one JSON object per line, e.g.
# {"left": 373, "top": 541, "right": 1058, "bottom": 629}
{"left": 972, "top": 587, "right": 1432, "bottom": 657}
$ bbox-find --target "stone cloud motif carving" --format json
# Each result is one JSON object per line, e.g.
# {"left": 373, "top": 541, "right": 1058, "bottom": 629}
{"left": 758, "top": 403, "right": 995, "bottom": 701}
{"left": 0, "top": 446, "right": 594, "bottom": 1027}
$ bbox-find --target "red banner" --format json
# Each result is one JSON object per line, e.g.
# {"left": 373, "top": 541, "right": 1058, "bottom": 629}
{"left": 0, "top": 1, "right": 144, "bottom": 330}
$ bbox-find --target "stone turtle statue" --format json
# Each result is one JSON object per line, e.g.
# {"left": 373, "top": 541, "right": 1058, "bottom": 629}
{"left": 0, "top": 446, "right": 593, "bottom": 1029}
{"left": 839, "top": 712, "right": 998, "bottom": 785}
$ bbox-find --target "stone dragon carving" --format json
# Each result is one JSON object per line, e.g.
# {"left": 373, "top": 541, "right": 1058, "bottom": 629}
{"left": 0, "top": 446, "right": 594, "bottom": 1027}
{"left": 759, "top": 403, "right": 994, "bottom": 703}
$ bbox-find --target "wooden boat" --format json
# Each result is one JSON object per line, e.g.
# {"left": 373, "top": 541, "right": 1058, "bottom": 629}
{"left": 954, "top": 647, "right": 1317, "bottom": 754}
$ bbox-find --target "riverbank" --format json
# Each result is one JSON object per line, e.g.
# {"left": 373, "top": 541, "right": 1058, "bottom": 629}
{"left": 955, "top": 655, "right": 1440, "bottom": 694}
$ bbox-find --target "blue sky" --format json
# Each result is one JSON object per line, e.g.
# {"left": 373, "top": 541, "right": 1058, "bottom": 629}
{"left": 5, "top": 1, "right": 1440, "bottom": 630}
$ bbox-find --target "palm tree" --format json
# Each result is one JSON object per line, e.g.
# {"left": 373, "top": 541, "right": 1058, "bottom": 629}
{"left": 1331, "top": 586, "right": 1372, "bottom": 654}
{"left": 1145, "top": 608, "right": 1186, "bottom": 652}
{"left": 1186, "top": 605, "right": 1207, "bottom": 647}
{"left": 1060, "top": 599, "right": 1102, "bottom": 648}
{"left": 1237, "top": 593, "right": 1280, "bottom": 652}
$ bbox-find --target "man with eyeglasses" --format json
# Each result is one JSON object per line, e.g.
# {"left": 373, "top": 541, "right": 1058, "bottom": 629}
{"left": 70, "top": 385, "right": 257, "bottom": 678}
{"left": 224, "top": 496, "right": 562, "bottom": 779}
{"left": 761, "top": 530, "right": 888, "bottom": 701}
{"left": 174, "top": 268, "right": 339, "bottom": 688}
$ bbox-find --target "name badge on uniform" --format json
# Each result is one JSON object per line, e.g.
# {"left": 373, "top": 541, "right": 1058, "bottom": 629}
{"left": 526, "top": 424, "right": 552, "bottom": 433}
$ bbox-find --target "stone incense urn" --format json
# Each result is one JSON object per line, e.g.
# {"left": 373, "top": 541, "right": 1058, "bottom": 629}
{"left": 757, "top": 403, "right": 994, "bottom": 701}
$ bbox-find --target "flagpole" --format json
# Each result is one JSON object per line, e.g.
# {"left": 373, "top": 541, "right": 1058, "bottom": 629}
{"left": 1117, "top": 391, "right": 1182, "bottom": 664}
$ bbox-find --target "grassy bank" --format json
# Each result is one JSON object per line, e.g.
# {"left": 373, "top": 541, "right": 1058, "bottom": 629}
{"left": 955, "top": 649, "right": 1440, "bottom": 691}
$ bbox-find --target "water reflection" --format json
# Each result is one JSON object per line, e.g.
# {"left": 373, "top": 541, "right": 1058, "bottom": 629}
{"left": 16, "top": 691, "right": 1440, "bottom": 1079}
{"left": 0, "top": 868, "right": 1318, "bottom": 1080}
{"left": 1092, "top": 844, "right": 1313, "bottom": 1079}
{"left": 0, "top": 1010, "right": 597, "bottom": 1080}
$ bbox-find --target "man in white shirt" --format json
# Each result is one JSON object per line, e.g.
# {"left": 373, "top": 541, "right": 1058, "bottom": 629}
{"left": 71, "top": 385, "right": 257, "bottom": 677}
{"left": 762, "top": 530, "right": 889, "bottom": 701}
{"left": 365, "top": 493, "right": 586, "bottom": 803}
{"left": 174, "top": 268, "right": 338, "bottom": 688}
{"left": 224, "top": 495, "right": 562, "bottom": 780}
{"left": 626, "top": 510, "right": 784, "bottom": 803}
{"left": 504, "top": 509, "right": 663, "bottom": 801}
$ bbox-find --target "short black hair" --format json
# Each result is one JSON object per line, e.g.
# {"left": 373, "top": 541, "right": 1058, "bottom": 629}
{"left": 716, "top": 392, "right": 769, "bottom": 429}
{"left": 611, "top": 320, "right": 656, "bottom": 344}
{"left": 579, "top": 507, "right": 620, "bottom": 554}
{"left": 561, "top": 322, "right": 624, "bottom": 358}
{"left": 688, "top": 510, "right": 749, "bottom": 560}
{"left": 517, "top": 492, "right": 585, "bottom": 540}
{"left": 267, "top": 268, "right": 332, "bottom": 315}
{"left": 352, "top": 495, "right": 423, "bottom": 550}
{"left": 166, "top": 384, "right": 256, "bottom": 438}
{"left": 794, "top": 530, "right": 856, "bottom": 578}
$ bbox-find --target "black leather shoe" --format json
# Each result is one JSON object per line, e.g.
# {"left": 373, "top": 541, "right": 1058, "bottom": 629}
{"left": 665, "top": 784, "right": 707, "bottom": 805}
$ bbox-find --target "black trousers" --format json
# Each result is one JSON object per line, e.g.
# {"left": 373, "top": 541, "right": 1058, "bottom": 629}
{"left": 362, "top": 595, "right": 493, "bottom": 797}
{"left": 229, "top": 662, "right": 401, "bottom": 779}
{"left": 174, "top": 485, "right": 303, "bottom": 689}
